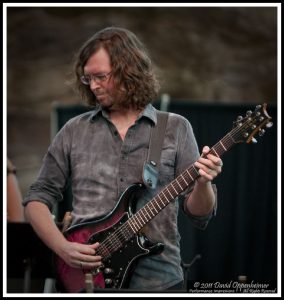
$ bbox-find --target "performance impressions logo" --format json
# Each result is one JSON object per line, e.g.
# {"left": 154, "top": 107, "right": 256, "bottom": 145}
{"left": 188, "top": 281, "right": 277, "bottom": 293}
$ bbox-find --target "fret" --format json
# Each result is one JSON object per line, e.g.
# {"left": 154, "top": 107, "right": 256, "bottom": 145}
{"left": 180, "top": 173, "right": 188, "bottom": 186}
{"left": 191, "top": 166, "right": 200, "bottom": 177}
{"left": 155, "top": 200, "right": 162, "bottom": 210}
{"left": 166, "top": 187, "right": 174, "bottom": 199}
{"left": 157, "top": 194, "right": 166, "bottom": 206}
{"left": 137, "top": 216, "right": 145, "bottom": 228}
{"left": 219, "top": 140, "right": 227, "bottom": 151}
{"left": 144, "top": 207, "right": 152, "bottom": 219}
{"left": 140, "top": 209, "right": 149, "bottom": 222}
{"left": 227, "top": 132, "right": 236, "bottom": 145}
{"left": 213, "top": 144, "right": 223, "bottom": 156}
{"left": 134, "top": 215, "right": 144, "bottom": 228}
{"left": 154, "top": 200, "right": 161, "bottom": 213}
{"left": 127, "top": 220, "right": 136, "bottom": 233}
{"left": 176, "top": 180, "right": 183, "bottom": 191}
{"left": 130, "top": 219, "right": 139, "bottom": 232}
{"left": 161, "top": 190, "right": 170, "bottom": 203}
{"left": 211, "top": 147, "right": 219, "bottom": 157}
{"left": 150, "top": 201, "right": 159, "bottom": 214}
{"left": 186, "top": 169, "right": 194, "bottom": 181}
{"left": 171, "top": 183, "right": 178, "bottom": 194}
{"left": 145, "top": 203, "right": 156, "bottom": 217}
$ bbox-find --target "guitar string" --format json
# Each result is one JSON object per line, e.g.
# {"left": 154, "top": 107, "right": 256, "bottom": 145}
{"left": 96, "top": 109, "right": 265, "bottom": 257}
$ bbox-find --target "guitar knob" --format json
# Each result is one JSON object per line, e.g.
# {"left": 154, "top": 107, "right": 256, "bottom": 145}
{"left": 104, "top": 268, "right": 114, "bottom": 274}
{"left": 105, "top": 278, "right": 113, "bottom": 285}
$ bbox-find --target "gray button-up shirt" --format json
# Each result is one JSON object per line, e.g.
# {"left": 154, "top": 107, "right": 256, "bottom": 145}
{"left": 24, "top": 103, "right": 216, "bottom": 290}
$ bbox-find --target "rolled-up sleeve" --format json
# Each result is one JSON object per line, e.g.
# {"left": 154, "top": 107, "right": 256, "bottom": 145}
{"left": 179, "top": 184, "right": 217, "bottom": 230}
{"left": 174, "top": 114, "right": 218, "bottom": 230}
{"left": 23, "top": 123, "right": 71, "bottom": 211}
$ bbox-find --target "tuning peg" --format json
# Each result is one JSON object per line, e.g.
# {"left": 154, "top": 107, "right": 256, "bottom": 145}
{"left": 255, "top": 104, "right": 262, "bottom": 110}
{"left": 251, "top": 138, "right": 258, "bottom": 143}
{"left": 259, "top": 129, "right": 265, "bottom": 136}
{"left": 246, "top": 110, "right": 252, "bottom": 117}
{"left": 266, "top": 122, "right": 273, "bottom": 128}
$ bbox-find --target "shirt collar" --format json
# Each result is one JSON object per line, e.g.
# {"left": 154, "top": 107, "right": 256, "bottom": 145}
{"left": 137, "top": 104, "right": 157, "bottom": 125}
{"left": 90, "top": 103, "right": 157, "bottom": 125}
{"left": 89, "top": 106, "right": 106, "bottom": 122}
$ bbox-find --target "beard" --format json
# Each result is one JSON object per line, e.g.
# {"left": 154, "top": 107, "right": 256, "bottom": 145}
{"left": 96, "top": 90, "right": 129, "bottom": 112}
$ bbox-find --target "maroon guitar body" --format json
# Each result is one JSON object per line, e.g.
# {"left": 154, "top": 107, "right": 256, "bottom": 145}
{"left": 55, "top": 104, "right": 272, "bottom": 293}
{"left": 55, "top": 184, "right": 164, "bottom": 292}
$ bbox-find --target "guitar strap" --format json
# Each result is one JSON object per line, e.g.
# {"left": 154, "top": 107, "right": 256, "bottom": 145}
{"left": 142, "top": 110, "right": 169, "bottom": 189}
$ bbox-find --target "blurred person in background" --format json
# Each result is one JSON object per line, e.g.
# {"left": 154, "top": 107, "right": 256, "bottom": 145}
{"left": 7, "top": 158, "right": 25, "bottom": 222}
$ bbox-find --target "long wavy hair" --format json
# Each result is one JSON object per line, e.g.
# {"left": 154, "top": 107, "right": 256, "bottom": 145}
{"left": 74, "top": 27, "right": 160, "bottom": 109}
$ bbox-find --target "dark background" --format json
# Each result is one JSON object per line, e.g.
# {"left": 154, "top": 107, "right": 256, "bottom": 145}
{"left": 173, "top": 102, "right": 277, "bottom": 287}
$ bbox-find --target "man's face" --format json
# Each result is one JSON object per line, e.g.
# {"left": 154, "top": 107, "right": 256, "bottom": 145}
{"left": 83, "top": 48, "right": 119, "bottom": 111}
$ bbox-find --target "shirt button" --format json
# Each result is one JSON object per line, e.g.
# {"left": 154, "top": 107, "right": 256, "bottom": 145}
{"left": 120, "top": 178, "right": 124, "bottom": 182}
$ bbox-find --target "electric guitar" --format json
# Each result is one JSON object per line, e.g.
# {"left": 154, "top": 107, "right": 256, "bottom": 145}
{"left": 55, "top": 103, "right": 273, "bottom": 292}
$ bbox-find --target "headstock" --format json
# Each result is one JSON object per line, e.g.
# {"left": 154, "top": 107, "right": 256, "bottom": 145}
{"left": 232, "top": 103, "right": 273, "bottom": 144}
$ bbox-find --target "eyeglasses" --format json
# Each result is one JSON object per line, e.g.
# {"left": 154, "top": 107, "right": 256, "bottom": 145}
{"left": 80, "top": 72, "right": 112, "bottom": 85}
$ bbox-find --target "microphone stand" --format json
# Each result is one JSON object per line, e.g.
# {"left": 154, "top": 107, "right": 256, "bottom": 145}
{"left": 181, "top": 254, "right": 202, "bottom": 291}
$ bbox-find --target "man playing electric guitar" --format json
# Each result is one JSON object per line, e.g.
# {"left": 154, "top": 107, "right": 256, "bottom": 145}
{"left": 23, "top": 27, "right": 221, "bottom": 292}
